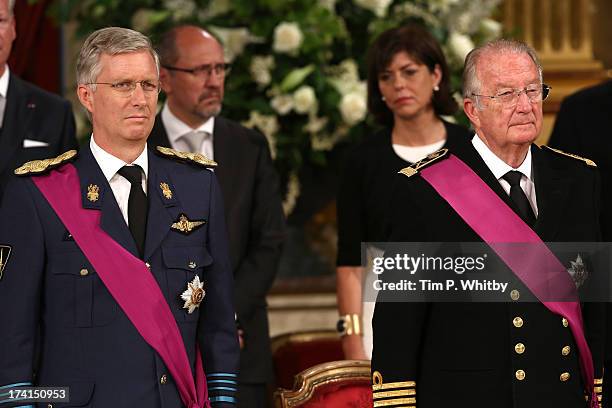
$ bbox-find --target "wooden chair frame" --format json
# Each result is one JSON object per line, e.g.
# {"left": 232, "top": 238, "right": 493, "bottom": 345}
{"left": 274, "top": 359, "right": 371, "bottom": 408}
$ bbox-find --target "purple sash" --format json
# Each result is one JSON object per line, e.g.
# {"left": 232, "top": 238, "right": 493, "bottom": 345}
{"left": 33, "top": 164, "right": 209, "bottom": 408}
{"left": 419, "top": 153, "right": 596, "bottom": 405}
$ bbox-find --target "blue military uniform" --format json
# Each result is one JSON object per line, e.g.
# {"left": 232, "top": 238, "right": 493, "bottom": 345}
{"left": 0, "top": 144, "right": 239, "bottom": 407}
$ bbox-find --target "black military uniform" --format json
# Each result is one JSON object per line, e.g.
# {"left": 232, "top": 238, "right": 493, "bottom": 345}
{"left": 371, "top": 134, "right": 605, "bottom": 408}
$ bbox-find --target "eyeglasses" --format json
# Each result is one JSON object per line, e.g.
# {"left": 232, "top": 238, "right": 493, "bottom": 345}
{"left": 87, "top": 80, "right": 161, "bottom": 96}
{"left": 471, "top": 84, "right": 551, "bottom": 107}
{"left": 162, "top": 63, "right": 231, "bottom": 80}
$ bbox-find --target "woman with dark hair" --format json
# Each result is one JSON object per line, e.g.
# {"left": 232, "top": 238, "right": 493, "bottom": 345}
{"left": 335, "top": 24, "right": 471, "bottom": 359}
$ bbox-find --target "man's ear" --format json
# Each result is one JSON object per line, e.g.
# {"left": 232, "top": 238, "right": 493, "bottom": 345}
{"left": 463, "top": 97, "right": 481, "bottom": 129}
{"left": 160, "top": 68, "right": 172, "bottom": 94}
{"left": 77, "top": 84, "right": 94, "bottom": 114}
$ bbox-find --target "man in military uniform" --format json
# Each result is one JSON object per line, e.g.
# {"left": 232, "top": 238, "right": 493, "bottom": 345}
{"left": 0, "top": 27, "right": 239, "bottom": 407}
{"left": 371, "top": 39, "right": 605, "bottom": 407}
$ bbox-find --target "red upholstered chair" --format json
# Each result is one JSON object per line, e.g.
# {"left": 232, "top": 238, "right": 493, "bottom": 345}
{"left": 274, "top": 360, "right": 372, "bottom": 408}
{"left": 271, "top": 330, "right": 344, "bottom": 390}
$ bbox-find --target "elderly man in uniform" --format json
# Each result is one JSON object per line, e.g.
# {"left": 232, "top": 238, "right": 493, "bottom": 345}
{"left": 371, "top": 39, "right": 605, "bottom": 408}
{"left": 0, "top": 27, "right": 239, "bottom": 408}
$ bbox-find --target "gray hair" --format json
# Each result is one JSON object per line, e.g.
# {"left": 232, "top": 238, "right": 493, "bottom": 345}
{"left": 8, "top": 0, "right": 14, "bottom": 15}
{"left": 462, "top": 39, "right": 543, "bottom": 105}
{"left": 77, "top": 27, "right": 160, "bottom": 88}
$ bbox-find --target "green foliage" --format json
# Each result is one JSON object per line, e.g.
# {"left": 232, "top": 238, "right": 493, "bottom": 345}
{"left": 47, "top": 0, "right": 501, "bottom": 211}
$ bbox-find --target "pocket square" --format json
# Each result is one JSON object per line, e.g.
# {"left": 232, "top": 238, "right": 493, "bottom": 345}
{"left": 23, "top": 139, "right": 50, "bottom": 148}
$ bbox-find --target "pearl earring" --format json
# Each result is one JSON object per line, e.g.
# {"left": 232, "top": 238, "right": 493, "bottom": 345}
{"left": 381, "top": 96, "right": 386, "bottom": 101}
{"left": 433, "top": 85, "right": 440, "bottom": 92}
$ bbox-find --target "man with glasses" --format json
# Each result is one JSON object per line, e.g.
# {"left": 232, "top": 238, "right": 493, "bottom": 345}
{"left": 371, "top": 39, "right": 604, "bottom": 408}
{"left": 150, "top": 25, "right": 285, "bottom": 408}
{"left": 0, "top": 27, "right": 239, "bottom": 407}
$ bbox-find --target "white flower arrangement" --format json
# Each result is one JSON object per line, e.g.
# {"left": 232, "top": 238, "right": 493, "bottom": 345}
{"left": 273, "top": 22, "right": 304, "bottom": 54}
{"left": 60, "top": 0, "right": 502, "bottom": 214}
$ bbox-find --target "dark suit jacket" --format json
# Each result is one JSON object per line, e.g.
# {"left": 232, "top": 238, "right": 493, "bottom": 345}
{"left": 149, "top": 114, "right": 286, "bottom": 384}
{"left": 0, "top": 74, "right": 77, "bottom": 196}
{"left": 549, "top": 81, "right": 612, "bottom": 241}
{"left": 0, "top": 145, "right": 239, "bottom": 407}
{"left": 372, "top": 135, "right": 605, "bottom": 408}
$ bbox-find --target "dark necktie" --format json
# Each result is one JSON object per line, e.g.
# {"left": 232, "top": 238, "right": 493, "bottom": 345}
{"left": 502, "top": 170, "right": 536, "bottom": 226}
{"left": 117, "top": 165, "right": 148, "bottom": 258}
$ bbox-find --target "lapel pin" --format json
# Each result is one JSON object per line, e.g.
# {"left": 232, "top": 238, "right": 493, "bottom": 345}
{"left": 171, "top": 213, "right": 206, "bottom": 235}
{"left": 87, "top": 184, "right": 100, "bottom": 202}
{"left": 27, "top": 102, "right": 36, "bottom": 109}
{"left": 160, "top": 182, "right": 173, "bottom": 200}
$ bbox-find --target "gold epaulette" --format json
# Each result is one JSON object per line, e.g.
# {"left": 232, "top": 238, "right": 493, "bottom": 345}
{"left": 542, "top": 146, "right": 597, "bottom": 167}
{"left": 14, "top": 150, "right": 77, "bottom": 176}
{"left": 156, "top": 146, "right": 217, "bottom": 168}
{"left": 398, "top": 148, "right": 448, "bottom": 178}
{"left": 372, "top": 371, "right": 416, "bottom": 407}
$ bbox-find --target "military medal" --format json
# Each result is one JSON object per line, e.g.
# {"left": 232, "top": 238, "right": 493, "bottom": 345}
{"left": 171, "top": 213, "right": 206, "bottom": 235}
{"left": 0, "top": 245, "right": 12, "bottom": 280}
{"left": 567, "top": 254, "right": 589, "bottom": 288}
{"left": 181, "top": 275, "right": 205, "bottom": 314}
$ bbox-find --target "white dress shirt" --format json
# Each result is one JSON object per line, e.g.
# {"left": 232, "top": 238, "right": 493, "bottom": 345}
{"left": 161, "top": 103, "right": 215, "bottom": 159}
{"left": 471, "top": 134, "right": 538, "bottom": 217}
{"left": 0, "top": 66, "right": 10, "bottom": 128}
{"left": 90, "top": 136, "right": 149, "bottom": 225}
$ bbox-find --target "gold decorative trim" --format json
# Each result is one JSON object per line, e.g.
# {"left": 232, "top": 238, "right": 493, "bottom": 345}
{"left": 156, "top": 146, "right": 217, "bottom": 168}
{"left": 373, "top": 397, "right": 416, "bottom": 407}
{"left": 594, "top": 378, "right": 603, "bottom": 385}
{"left": 594, "top": 386, "right": 602, "bottom": 393}
{"left": 542, "top": 146, "right": 597, "bottom": 167}
{"left": 14, "top": 150, "right": 77, "bottom": 176}
{"left": 270, "top": 329, "right": 338, "bottom": 354}
{"left": 374, "top": 389, "right": 416, "bottom": 399}
{"left": 398, "top": 148, "right": 448, "bottom": 178}
{"left": 372, "top": 380, "right": 416, "bottom": 391}
{"left": 273, "top": 359, "right": 370, "bottom": 408}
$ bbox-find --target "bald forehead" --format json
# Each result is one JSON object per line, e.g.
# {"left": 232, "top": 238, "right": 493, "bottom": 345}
{"left": 476, "top": 50, "right": 539, "bottom": 89}
{"left": 174, "top": 26, "right": 221, "bottom": 50}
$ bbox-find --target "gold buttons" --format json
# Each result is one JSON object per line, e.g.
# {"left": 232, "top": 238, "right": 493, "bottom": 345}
{"left": 562, "top": 318, "right": 569, "bottom": 327}
{"left": 515, "top": 370, "right": 526, "bottom": 380}
{"left": 560, "top": 372, "right": 570, "bottom": 382}
{"left": 510, "top": 289, "right": 520, "bottom": 301}
{"left": 160, "top": 374, "right": 168, "bottom": 384}
{"left": 514, "top": 343, "right": 525, "bottom": 354}
{"left": 513, "top": 317, "right": 524, "bottom": 328}
{"left": 561, "top": 346, "right": 571, "bottom": 356}
{"left": 79, "top": 268, "right": 89, "bottom": 276}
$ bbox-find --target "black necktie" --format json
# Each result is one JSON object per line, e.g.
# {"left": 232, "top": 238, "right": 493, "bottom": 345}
{"left": 502, "top": 170, "right": 536, "bottom": 226}
{"left": 117, "top": 165, "right": 148, "bottom": 258}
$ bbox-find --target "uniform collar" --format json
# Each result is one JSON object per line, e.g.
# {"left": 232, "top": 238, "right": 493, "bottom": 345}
{"left": 161, "top": 102, "right": 215, "bottom": 143}
{"left": 89, "top": 135, "right": 149, "bottom": 182}
{"left": 471, "top": 134, "right": 533, "bottom": 182}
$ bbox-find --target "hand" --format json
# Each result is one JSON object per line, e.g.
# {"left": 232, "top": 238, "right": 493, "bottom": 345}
{"left": 341, "top": 334, "right": 367, "bottom": 360}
